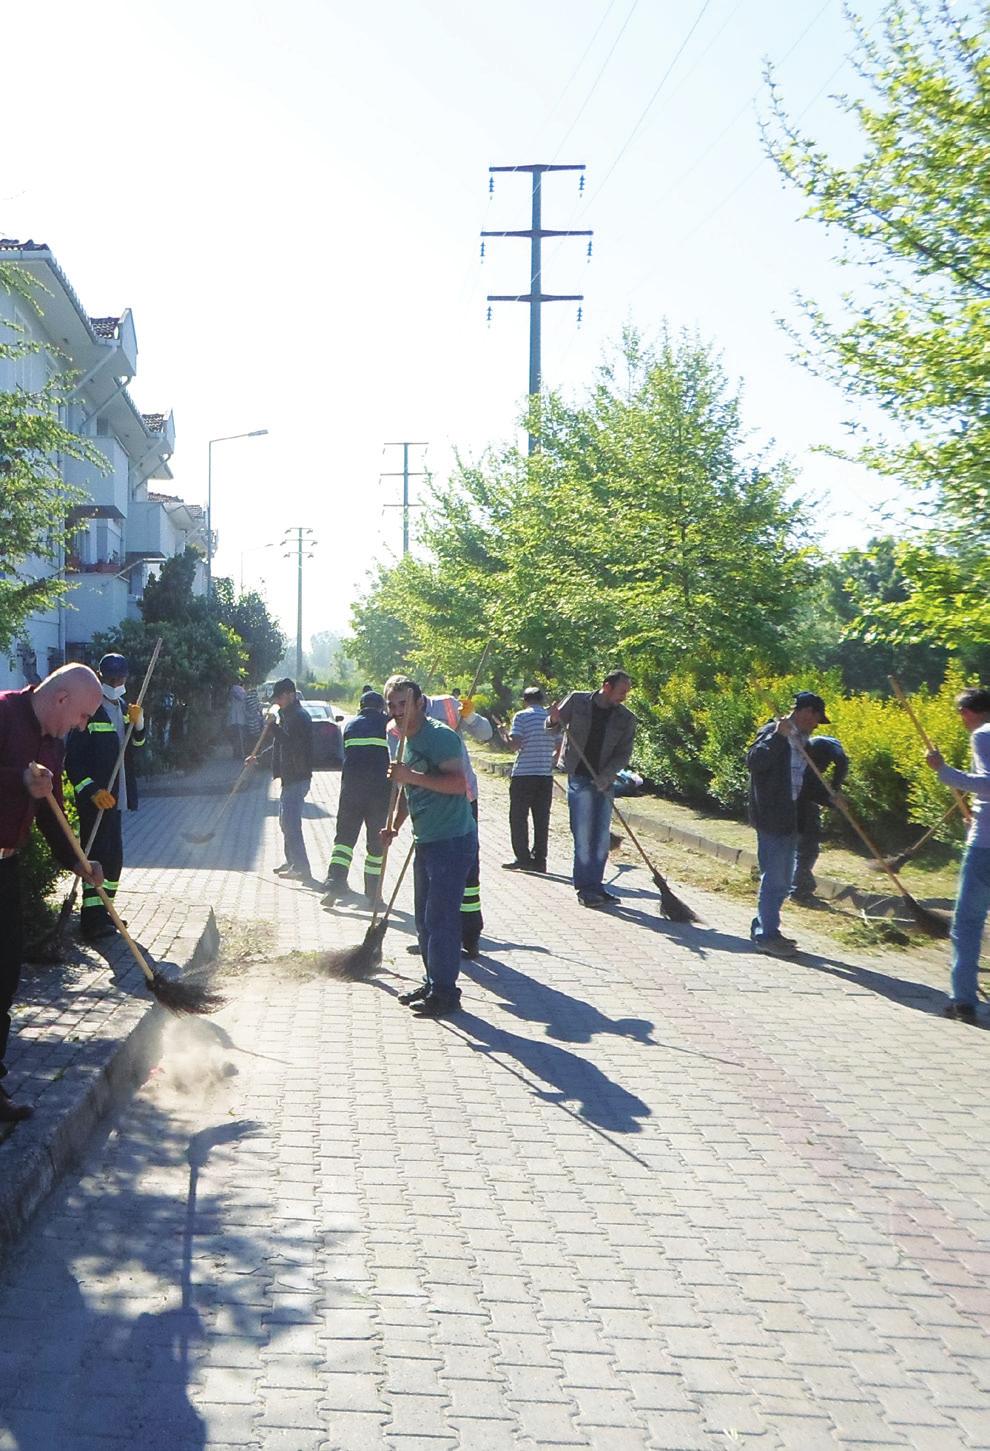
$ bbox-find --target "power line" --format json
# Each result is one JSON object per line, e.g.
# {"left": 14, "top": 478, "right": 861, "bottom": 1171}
{"left": 551, "top": 0, "right": 642, "bottom": 162}
{"left": 538, "top": 0, "right": 622, "bottom": 145}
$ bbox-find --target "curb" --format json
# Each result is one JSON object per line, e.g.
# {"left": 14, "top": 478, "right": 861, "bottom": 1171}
{"left": 472, "top": 757, "right": 931, "bottom": 922}
{"left": 0, "top": 907, "right": 221, "bottom": 1253}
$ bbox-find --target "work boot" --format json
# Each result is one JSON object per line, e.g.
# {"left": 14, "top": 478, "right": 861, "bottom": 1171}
{"left": 753, "top": 934, "right": 798, "bottom": 959}
{"left": 524, "top": 860, "right": 547, "bottom": 874}
{"left": 398, "top": 984, "right": 430, "bottom": 1006}
{"left": 411, "top": 989, "right": 462, "bottom": 1019}
{"left": 944, "top": 1001, "right": 978, "bottom": 1024}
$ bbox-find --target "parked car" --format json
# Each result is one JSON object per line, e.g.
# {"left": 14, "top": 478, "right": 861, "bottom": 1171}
{"left": 299, "top": 699, "right": 344, "bottom": 769}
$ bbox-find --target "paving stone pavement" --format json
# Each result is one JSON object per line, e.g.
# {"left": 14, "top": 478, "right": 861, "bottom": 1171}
{"left": 0, "top": 763, "right": 988, "bottom": 1450}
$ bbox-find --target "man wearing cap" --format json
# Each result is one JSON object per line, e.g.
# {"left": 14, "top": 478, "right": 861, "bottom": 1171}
{"left": 0, "top": 664, "right": 106, "bottom": 1121}
{"left": 321, "top": 690, "right": 391, "bottom": 906}
{"left": 746, "top": 690, "right": 831, "bottom": 956}
{"left": 66, "top": 653, "right": 146, "bottom": 941}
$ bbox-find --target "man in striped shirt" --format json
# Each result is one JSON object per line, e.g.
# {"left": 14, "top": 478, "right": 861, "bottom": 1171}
{"left": 502, "top": 687, "right": 560, "bottom": 874}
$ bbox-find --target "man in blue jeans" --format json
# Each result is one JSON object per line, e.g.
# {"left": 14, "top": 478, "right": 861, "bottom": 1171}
{"left": 249, "top": 678, "right": 315, "bottom": 883}
{"left": 747, "top": 690, "right": 832, "bottom": 957}
{"left": 548, "top": 671, "right": 636, "bottom": 908}
{"left": 925, "top": 686, "right": 990, "bottom": 1024}
{"left": 382, "top": 678, "right": 477, "bottom": 1019}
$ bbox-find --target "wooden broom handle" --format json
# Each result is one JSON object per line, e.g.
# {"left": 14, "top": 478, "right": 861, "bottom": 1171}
{"left": 889, "top": 674, "right": 972, "bottom": 823}
{"left": 34, "top": 768, "right": 156, "bottom": 985}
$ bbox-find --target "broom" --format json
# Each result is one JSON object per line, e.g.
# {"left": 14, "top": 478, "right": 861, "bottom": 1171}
{"left": 182, "top": 720, "right": 273, "bottom": 844}
{"left": 867, "top": 800, "right": 961, "bottom": 873}
{"left": 37, "top": 772, "right": 224, "bottom": 1014}
{"left": 564, "top": 732, "right": 698, "bottom": 923}
{"left": 320, "top": 719, "right": 409, "bottom": 977}
{"left": 321, "top": 840, "right": 416, "bottom": 980}
{"left": 759, "top": 697, "right": 949, "bottom": 939}
{"left": 46, "top": 636, "right": 164, "bottom": 950}
{"left": 889, "top": 674, "right": 973, "bottom": 826}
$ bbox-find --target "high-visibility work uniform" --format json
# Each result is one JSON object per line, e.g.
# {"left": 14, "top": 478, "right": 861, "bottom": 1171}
{"left": 325, "top": 705, "right": 391, "bottom": 900}
{"left": 65, "top": 689, "right": 144, "bottom": 938}
{"left": 389, "top": 694, "right": 492, "bottom": 951}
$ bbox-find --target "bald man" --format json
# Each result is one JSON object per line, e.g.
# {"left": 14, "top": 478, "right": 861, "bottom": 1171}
{"left": 0, "top": 664, "right": 105, "bottom": 1123}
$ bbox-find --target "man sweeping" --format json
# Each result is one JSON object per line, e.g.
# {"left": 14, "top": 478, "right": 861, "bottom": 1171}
{"left": 321, "top": 690, "right": 391, "bottom": 906}
{"left": 0, "top": 665, "right": 105, "bottom": 1121}
{"left": 925, "top": 686, "right": 990, "bottom": 1024}
{"left": 747, "top": 690, "right": 831, "bottom": 956}
{"left": 66, "top": 653, "right": 146, "bottom": 941}
{"left": 248, "top": 678, "right": 315, "bottom": 883}
{"left": 548, "top": 670, "right": 636, "bottom": 907}
{"left": 383, "top": 674, "right": 492, "bottom": 957}
{"left": 382, "top": 678, "right": 476, "bottom": 1019}
{"left": 791, "top": 733, "right": 849, "bottom": 902}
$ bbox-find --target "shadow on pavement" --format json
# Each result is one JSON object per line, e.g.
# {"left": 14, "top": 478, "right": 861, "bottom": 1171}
{"left": 451, "top": 1009, "right": 652, "bottom": 1134}
{"left": 463, "top": 952, "right": 655, "bottom": 1046}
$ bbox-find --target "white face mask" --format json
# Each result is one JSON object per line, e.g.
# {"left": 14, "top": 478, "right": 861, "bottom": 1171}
{"left": 105, "top": 683, "right": 127, "bottom": 700}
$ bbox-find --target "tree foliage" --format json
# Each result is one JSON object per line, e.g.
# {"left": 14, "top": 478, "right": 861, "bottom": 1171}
{"left": 349, "top": 329, "right": 815, "bottom": 709}
{"left": 0, "top": 263, "right": 101, "bottom": 652}
{"left": 213, "top": 576, "right": 286, "bottom": 681}
{"left": 766, "top": 1, "right": 990, "bottom": 652}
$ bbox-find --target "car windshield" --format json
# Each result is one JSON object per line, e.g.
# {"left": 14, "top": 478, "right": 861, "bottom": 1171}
{"left": 301, "top": 701, "right": 330, "bottom": 719}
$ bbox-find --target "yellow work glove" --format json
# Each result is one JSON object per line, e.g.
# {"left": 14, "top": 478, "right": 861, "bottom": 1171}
{"left": 127, "top": 703, "right": 143, "bottom": 727}
{"left": 459, "top": 696, "right": 476, "bottom": 721}
{"left": 91, "top": 789, "right": 116, "bottom": 810}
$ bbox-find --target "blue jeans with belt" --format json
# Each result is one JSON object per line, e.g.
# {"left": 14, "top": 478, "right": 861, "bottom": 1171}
{"left": 413, "top": 829, "right": 477, "bottom": 996}
{"left": 279, "top": 776, "right": 311, "bottom": 873}
{"left": 951, "top": 844, "right": 990, "bottom": 1006}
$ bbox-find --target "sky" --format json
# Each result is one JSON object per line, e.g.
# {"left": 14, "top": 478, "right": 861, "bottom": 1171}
{"left": 2, "top": 0, "right": 904, "bottom": 645}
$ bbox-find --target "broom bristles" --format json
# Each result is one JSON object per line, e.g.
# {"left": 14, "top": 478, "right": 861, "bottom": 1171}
{"left": 869, "top": 852, "right": 912, "bottom": 873}
{"left": 905, "top": 895, "right": 950, "bottom": 939}
{"left": 321, "top": 920, "right": 388, "bottom": 980}
{"left": 653, "top": 872, "right": 700, "bottom": 924}
{"left": 609, "top": 832, "right": 623, "bottom": 852}
{"left": 150, "top": 973, "right": 226, "bottom": 1016}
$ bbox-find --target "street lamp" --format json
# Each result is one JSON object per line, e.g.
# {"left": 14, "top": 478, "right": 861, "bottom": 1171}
{"left": 206, "top": 429, "right": 269, "bottom": 598}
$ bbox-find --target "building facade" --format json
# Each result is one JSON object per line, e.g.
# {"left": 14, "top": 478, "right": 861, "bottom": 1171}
{"left": 0, "top": 239, "right": 201, "bottom": 690}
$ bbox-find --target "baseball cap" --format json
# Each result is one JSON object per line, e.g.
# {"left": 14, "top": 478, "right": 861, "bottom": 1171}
{"left": 99, "top": 653, "right": 128, "bottom": 678}
{"left": 794, "top": 690, "right": 830, "bottom": 723}
{"left": 360, "top": 690, "right": 385, "bottom": 711}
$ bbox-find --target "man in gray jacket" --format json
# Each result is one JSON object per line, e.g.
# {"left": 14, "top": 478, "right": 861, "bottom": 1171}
{"left": 548, "top": 670, "right": 636, "bottom": 907}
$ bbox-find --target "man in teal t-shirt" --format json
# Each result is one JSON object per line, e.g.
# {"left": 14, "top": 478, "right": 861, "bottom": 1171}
{"left": 383, "top": 678, "right": 477, "bottom": 1018}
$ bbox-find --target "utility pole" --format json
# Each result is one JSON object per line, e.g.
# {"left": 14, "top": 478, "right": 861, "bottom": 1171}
{"left": 281, "top": 526, "right": 316, "bottom": 680}
{"left": 483, "top": 163, "right": 592, "bottom": 453}
{"left": 381, "top": 441, "right": 427, "bottom": 556}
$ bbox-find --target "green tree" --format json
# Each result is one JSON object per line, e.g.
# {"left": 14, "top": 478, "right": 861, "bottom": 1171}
{"left": 0, "top": 263, "right": 101, "bottom": 652}
{"left": 766, "top": 1, "right": 990, "bottom": 652}
{"left": 213, "top": 577, "right": 286, "bottom": 681}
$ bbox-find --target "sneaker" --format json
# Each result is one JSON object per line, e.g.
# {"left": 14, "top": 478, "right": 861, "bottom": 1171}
{"left": 405, "top": 943, "right": 423, "bottom": 956}
{"left": 578, "top": 892, "right": 610, "bottom": 909}
{"left": 753, "top": 934, "right": 798, "bottom": 958}
{"left": 501, "top": 859, "right": 531, "bottom": 871}
{"left": 597, "top": 888, "right": 621, "bottom": 903}
{"left": 944, "top": 1001, "right": 978, "bottom": 1024}
{"left": 321, "top": 887, "right": 342, "bottom": 908}
{"left": 411, "top": 990, "right": 462, "bottom": 1019}
{"left": 398, "top": 985, "right": 429, "bottom": 1006}
{"left": 273, "top": 862, "right": 293, "bottom": 876}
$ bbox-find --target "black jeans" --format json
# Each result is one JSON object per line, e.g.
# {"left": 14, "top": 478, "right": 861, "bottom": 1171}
{"left": 794, "top": 800, "right": 822, "bottom": 893}
{"left": 0, "top": 856, "right": 23, "bottom": 1073}
{"left": 509, "top": 775, "right": 553, "bottom": 866}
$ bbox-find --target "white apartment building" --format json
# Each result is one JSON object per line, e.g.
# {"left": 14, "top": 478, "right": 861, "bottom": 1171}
{"left": 0, "top": 238, "right": 204, "bottom": 690}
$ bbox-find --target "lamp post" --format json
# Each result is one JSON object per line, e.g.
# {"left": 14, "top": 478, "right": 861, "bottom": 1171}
{"left": 206, "top": 429, "right": 268, "bottom": 599}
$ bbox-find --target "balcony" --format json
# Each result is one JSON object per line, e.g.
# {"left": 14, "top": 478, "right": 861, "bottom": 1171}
{"left": 63, "top": 435, "right": 129, "bottom": 519}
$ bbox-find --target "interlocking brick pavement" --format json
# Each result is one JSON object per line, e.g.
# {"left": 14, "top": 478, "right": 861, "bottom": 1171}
{"left": 0, "top": 762, "right": 987, "bottom": 1449}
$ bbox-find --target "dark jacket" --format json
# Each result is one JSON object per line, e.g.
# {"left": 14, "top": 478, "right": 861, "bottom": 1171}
{"left": 747, "top": 720, "right": 803, "bottom": 835}
{"left": 798, "top": 735, "right": 849, "bottom": 807}
{"left": 342, "top": 708, "right": 389, "bottom": 786}
{"left": 272, "top": 698, "right": 313, "bottom": 784}
{"left": 66, "top": 703, "right": 146, "bottom": 811}
{"left": 555, "top": 691, "right": 636, "bottom": 785}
